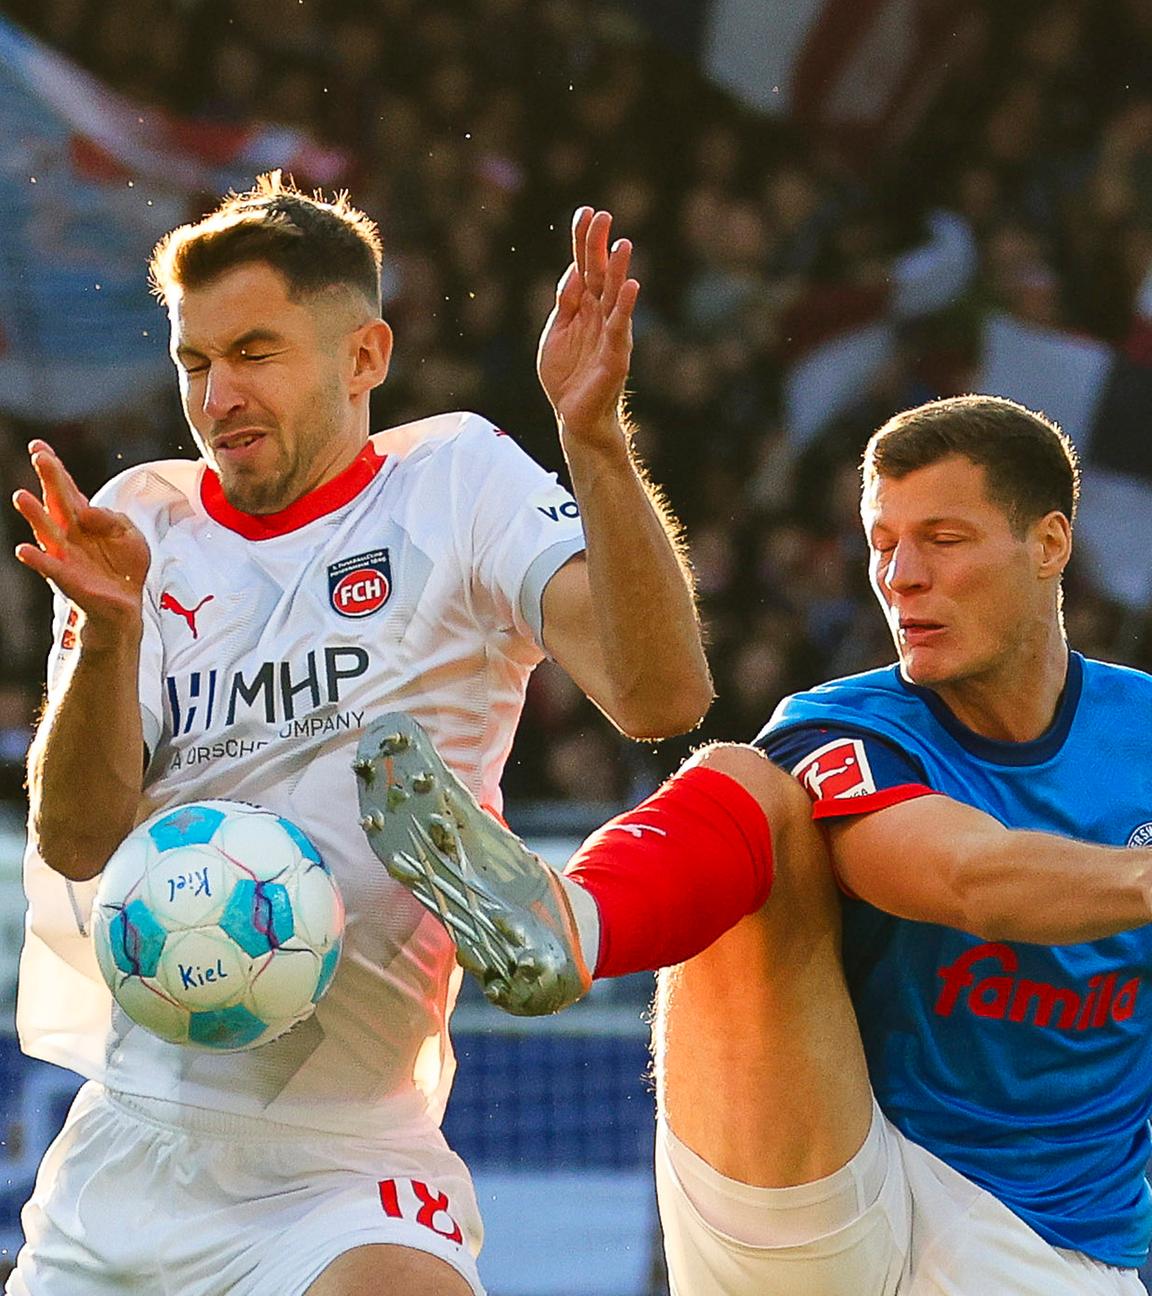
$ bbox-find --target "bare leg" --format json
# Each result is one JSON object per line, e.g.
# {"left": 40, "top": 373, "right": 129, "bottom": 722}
{"left": 303, "top": 1244, "right": 474, "bottom": 1296}
{"left": 654, "top": 744, "right": 873, "bottom": 1187}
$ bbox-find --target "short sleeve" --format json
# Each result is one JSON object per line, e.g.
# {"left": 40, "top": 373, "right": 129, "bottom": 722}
{"left": 757, "top": 724, "right": 938, "bottom": 819}
{"left": 453, "top": 418, "right": 586, "bottom": 646}
{"left": 45, "top": 589, "right": 165, "bottom": 760}
{"left": 45, "top": 466, "right": 168, "bottom": 761}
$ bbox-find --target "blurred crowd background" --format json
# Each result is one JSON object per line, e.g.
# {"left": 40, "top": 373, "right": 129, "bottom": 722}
{"left": 2, "top": 0, "right": 1152, "bottom": 813}
{"left": 5, "top": 3, "right": 1152, "bottom": 1290}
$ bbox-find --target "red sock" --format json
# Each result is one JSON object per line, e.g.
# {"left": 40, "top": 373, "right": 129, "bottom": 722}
{"left": 563, "top": 765, "right": 774, "bottom": 979}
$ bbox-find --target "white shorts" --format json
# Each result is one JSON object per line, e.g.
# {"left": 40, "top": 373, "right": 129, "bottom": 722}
{"left": 6, "top": 1082, "right": 484, "bottom": 1296}
{"left": 656, "top": 1104, "right": 1147, "bottom": 1296}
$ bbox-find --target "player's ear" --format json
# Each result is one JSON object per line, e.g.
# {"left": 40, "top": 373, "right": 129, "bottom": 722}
{"left": 350, "top": 319, "right": 392, "bottom": 394}
{"left": 1034, "top": 509, "right": 1072, "bottom": 580}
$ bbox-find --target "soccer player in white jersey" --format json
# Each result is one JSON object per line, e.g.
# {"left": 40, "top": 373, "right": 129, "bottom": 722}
{"left": 8, "top": 173, "right": 711, "bottom": 1296}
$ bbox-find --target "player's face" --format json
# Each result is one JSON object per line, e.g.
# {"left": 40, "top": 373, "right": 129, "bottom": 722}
{"left": 863, "top": 455, "right": 1060, "bottom": 689}
{"left": 170, "top": 262, "right": 389, "bottom": 514}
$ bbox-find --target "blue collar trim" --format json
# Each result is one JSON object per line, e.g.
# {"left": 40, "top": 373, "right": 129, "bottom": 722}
{"left": 896, "top": 652, "right": 1082, "bottom": 767}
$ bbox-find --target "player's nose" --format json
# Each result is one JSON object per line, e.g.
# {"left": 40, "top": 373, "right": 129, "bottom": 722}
{"left": 883, "top": 541, "right": 930, "bottom": 592}
{"left": 202, "top": 364, "right": 245, "bottom": 419}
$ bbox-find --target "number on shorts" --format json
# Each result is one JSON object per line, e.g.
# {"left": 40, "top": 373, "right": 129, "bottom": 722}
{"left": 378, "top": 1177, "right": 463, "bottom": 1244}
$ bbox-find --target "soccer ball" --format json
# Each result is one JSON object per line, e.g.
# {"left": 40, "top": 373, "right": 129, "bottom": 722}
{"left": 92, "top": 800, "right": 344, "bottom": 1051}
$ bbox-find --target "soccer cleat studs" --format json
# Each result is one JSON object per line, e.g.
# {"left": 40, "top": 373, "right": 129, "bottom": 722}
{"left": 352, "top": 714, "right": 592, "bottom": 1015}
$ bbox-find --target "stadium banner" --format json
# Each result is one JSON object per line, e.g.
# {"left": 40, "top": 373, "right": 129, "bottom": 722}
{"left": 783, "top": 210, "right": 977, "bottom": 447}
{"left": 976, "top": 312, "right": 1113, "bottom": 454}
{"left": 783, "top": 244, "right": 1152, "bottom": 611}
{"left": 975, "top": 309, "right": 1152, "bottom": 611}
{"left": 0, "top": 16, "right": 349, "bottom": 422}
{"left": 787, "top": 294, "right": 1152, "bottom": 610}
{"left": 631, "top": 0, "right": 982, "bottom": 147}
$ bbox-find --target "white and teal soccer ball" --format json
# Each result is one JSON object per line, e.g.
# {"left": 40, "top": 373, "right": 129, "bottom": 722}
{"left": 92, "top": 800, "right": 344, "bottom": 1051}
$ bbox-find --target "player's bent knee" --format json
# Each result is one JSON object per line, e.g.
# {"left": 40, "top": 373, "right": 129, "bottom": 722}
{"left": 686, "top": 742, "right": 811, "bottom": 831}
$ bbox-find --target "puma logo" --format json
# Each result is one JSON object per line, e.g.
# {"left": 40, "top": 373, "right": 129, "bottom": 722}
{"left": 160, "top": 592, "right": 214, "bottom": 639}
{"left": 605, "top": 823, "right": 667, "bottom": 839}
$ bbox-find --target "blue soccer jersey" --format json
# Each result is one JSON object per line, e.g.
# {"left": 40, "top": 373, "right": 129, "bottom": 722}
{"left": 756, "top": 652, "right": 1152, "bottom": 1267}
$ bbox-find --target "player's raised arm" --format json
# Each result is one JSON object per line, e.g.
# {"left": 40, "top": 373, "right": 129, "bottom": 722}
{"left": 536, "top": 206, "right": 712, "bottom": 739}
{"left": 14, "top": 440, "right": 150, "bottom": 881}
{"left": 827, "top": 793, "right": 1152, "bottom": 944}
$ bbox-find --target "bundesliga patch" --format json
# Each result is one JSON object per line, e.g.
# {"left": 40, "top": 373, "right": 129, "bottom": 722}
{"left": 791, "top": 737, "right": 877, "bottom": 800}
{"left": 328, "top": 548, "right": 393, "bottom": 618}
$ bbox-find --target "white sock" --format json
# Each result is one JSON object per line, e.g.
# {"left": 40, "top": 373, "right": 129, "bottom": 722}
{"left": 558, "top": 870, "right": 601, "bottom": 978}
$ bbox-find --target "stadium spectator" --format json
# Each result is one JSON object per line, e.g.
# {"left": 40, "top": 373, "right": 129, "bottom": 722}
{"left": 3, "top": 0, "right": 1152, "bottom": 799}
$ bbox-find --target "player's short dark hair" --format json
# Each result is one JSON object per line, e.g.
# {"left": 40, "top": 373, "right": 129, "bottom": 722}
{"left": 149, "top": 171, "right": 382, "bottom": 311}
{"left": 863, "top": 395, "right": 1080, "bottom": 531}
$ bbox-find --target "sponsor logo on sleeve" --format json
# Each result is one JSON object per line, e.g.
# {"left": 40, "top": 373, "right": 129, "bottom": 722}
{"left": 328, "top": 549, "right": 393, "bottom": 618}
{"left": 791, "top": 737, "right": 877, "bottom": 800}
{"left": 528, "top": 483, "right": 581, "bottom": 523}
{"left": 59, "top": 604, "right": 79, "bottom": 651}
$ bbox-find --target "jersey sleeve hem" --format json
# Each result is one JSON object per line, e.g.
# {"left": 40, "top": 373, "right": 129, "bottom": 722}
{"left": 141, "top": 704, "right": 163, "bottom": 761}
{"left": 519, "top": 536, "right": 587, "bottom": 645}
{"left": 811, "top": 783, "right": 938, "bottom": 820}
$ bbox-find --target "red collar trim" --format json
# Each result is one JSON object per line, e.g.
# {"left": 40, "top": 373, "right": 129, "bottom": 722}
{"left": 200, "top": 442, "right": 386, "bottom": 539}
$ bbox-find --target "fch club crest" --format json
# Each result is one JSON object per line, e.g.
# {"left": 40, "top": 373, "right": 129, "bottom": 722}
{"left": 328, "top": 549, "right": 393, "bottom": 618}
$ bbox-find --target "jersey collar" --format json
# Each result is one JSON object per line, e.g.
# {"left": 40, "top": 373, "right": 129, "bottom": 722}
{"left": 898, "top": 651, "right": 1083, "bottom": 766}
{"left": 200, "top": 442, "right": 386, "bottom": 540}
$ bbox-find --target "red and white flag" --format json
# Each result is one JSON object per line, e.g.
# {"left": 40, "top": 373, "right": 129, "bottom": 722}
{"left": 703, "top": 0, "right": 982, "bottom": 148}
{"left": 0, "top": 16, "right": 351, "bottom": 421}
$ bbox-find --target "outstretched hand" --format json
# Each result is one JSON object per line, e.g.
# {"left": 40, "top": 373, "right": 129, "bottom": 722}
{"left": 537, "top": 207, "right": 639, "bottom": 444}
{"left": 13, "top": 440, "right": 150, "bottom": 637}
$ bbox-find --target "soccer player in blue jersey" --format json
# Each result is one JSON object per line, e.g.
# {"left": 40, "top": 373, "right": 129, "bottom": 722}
{"left": 368, "top": 393, "right": 1152, "bottom": 1293}
{"left": 649, "top": 394, "right": 1152, "bottom": 1296}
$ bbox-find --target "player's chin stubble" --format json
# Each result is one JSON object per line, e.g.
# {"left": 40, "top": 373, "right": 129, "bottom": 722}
{"left": 218, "top": 450, "right": 295, "bottom": 515}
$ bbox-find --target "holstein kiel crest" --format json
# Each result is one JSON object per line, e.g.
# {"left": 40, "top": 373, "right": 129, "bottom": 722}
{"left": 328, "top": 549, "right": 393, "bottom": 618}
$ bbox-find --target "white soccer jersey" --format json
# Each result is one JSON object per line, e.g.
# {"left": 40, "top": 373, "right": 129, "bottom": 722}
{"left": 19, "top": 411, "right": 585, "bottom": 1137}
